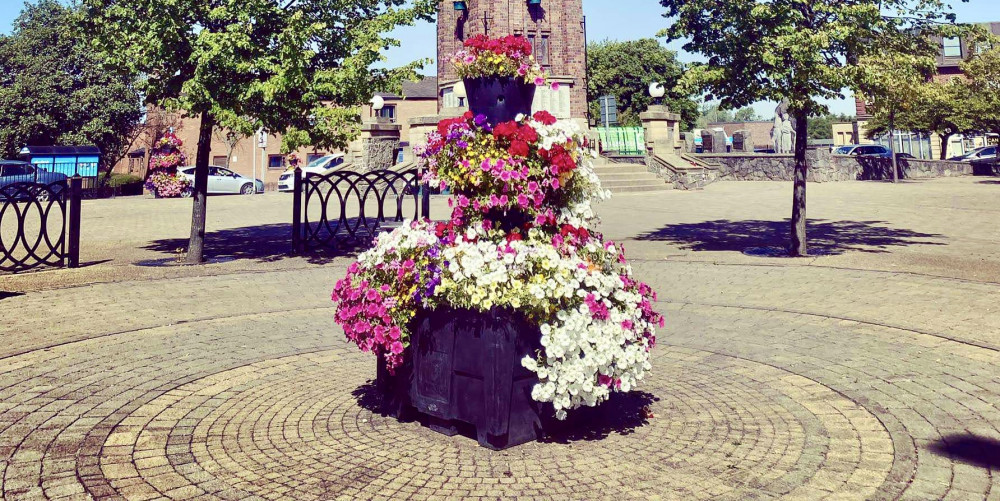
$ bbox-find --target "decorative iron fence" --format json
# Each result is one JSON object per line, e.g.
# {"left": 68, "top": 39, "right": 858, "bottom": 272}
{"left": 291, "top": 169, "right": 430, "bottom": 253}
{"left": 0, "top": 177, "right": 82, "bottom": 272}
{"left": 596, "top": 127, "right": 646, "bottom": 156}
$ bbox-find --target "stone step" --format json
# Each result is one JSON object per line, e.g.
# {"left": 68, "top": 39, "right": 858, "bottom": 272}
{"left": 609, "top": 184, "right": 674, "bottom": 193}
{"left": 598, "top": 172, "right": 664, "bottom": 182}
{"left": 601, "top": 178, "right": 670, "bottom": 189}
{"left": 592, "top": 165, "right": 650, "bottom": 175}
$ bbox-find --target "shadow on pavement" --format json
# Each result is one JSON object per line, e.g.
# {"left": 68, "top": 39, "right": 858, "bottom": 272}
{"left": 0, "top": 291, "right": 25, "bottom": 301}
{"left": 978, "top": 180, "right": 1000, "bottom": 185}
{"left": 638, "top": 219, "right": 946, "bottom": 255}
{"left": 143, "top": 223, "right": 345, "bottom": 265}
{"left": 929, "top": 434, "right": 1000, "bottom": 469}
{"left": 352, "top": 380, "right": 656, "bottom": 444}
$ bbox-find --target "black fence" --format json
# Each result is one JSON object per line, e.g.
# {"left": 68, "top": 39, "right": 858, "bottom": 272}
{"left": 291, "top": 168, "right": 430, "bottom": 253}
{"left": 0, "top": 177, "right": 82, "bottom": 272}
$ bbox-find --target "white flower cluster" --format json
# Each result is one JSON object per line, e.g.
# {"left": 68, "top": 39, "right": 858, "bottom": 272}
{"left": 432, "top": 224, "right": 655, "bottom": 419}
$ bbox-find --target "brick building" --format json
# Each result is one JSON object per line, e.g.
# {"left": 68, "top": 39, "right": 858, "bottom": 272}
{"left": 436, "top": 0, "right": 588, "bottom": 122}
{"left": 115, "top": 78, "right": 438, "bottom": 188}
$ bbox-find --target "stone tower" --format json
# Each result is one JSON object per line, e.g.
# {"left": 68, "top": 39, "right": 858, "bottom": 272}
{"left": 436, "top": 0, "right": 588, "bottom": 122}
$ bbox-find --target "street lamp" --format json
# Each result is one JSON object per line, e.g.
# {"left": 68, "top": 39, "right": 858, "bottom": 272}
{"left": 648, "top": 82, "right": 666, "bottom": 106}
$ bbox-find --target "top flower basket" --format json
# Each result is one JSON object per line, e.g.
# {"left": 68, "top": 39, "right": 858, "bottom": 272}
{"left": 452, "top": 34, "right": 552, "bottom": 124}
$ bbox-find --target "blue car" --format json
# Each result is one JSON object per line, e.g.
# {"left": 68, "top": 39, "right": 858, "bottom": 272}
{"left": 0, "top": 160, "right": 69, "bottom": 201}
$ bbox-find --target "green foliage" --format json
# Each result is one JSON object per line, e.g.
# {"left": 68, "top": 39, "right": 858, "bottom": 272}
{"left": 586, "top": 38, "right": 699, "bottom": 130}
{"left": 695, "top": 104, "right": 759, "bottom": 128}
{"left": 0, "top": 0, "right": 143, "bottom": 170}
{"left": 79, "top": 0, "right": 437, "bottom": 151}
{"left": 660, "top": 0, "right": 963, "bottom": 117}
{"left": 864, "top": 79, "right": 976, "bottom": 158}
{"left": 807, "top": 114, "right": 854, "bottom": 140}
{"left": 105, "top": 173, "right": 143, "bottom": 188}
{"left": 962, "top": 33, "right": 1000, "bottom": 138}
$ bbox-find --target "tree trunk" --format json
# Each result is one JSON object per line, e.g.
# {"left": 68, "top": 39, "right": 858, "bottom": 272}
{"left": 186, "top": 111, "right": 215, "bottom": 264}
{"left": 789, "top": 110, "right": 809, "bottom": 257}
{"left": 940, "top": 133, "right": 951, "bottom": 160}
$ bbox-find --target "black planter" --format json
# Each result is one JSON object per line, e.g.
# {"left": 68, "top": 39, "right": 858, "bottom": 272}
{"left": 377, "top": 307, "right": 546, "bottom": 450}
{"left": 464, "top": 77, "right": 536, "bottom": 125}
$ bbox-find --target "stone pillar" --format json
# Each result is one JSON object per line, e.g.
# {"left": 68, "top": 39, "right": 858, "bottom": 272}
{"left": 348, "top": 122, "right": 402, "bottom": 171}
{"left": 640, "top": 105, "right": 682, "bottom": 157}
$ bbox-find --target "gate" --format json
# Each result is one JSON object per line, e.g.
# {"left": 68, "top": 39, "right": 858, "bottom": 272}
{"left": 291, "top": 169, "right": 430, "bottom": 253}
{"left": 0, "top": 177, "right": 82, "bottom": 272}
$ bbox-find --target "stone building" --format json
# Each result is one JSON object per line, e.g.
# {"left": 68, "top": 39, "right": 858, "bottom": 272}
{"left": 436, "top": 0, "right": 587, "bottom": 122}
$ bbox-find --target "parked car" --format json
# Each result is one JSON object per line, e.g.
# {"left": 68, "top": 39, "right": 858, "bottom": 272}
{"left": 0, "top": 160, "right": 68, "bottom": 200}
{"left": 832, "top": 144, "right": 894, "bottom": 158}
{"left": 277, "top": 154, "right": 347, "bottom": 192}
{"left": 177, "top": 166, "right": 264, "bottom": 196}
{"left": 948, "top": 146, "right": 997, "bottom": 162}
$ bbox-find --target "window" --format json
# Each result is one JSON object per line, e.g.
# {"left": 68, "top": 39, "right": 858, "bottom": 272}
{"left": 378, "top": 104, "right": 396, "bottom": 122}
{"left": 527, "top": 33, "right": 550, "bottom": 66}
{"left": 267, "top": 155, "right": 285, "bottom": 170}
{"left": 212, "top": 156, "right": 228, "bottom": 168}
{"left": 976, "top": 42, "right": 993, "bottom": 55}
{"left": 217, "top": 168, "right": 235, "bottom": 177}
{"left": 943, "top": 37, "right": 962, "bottom": 57}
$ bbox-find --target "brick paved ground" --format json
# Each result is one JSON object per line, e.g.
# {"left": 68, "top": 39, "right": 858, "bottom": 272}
{"left": 2, "top": 177, "right": 1000, "bottom": 500}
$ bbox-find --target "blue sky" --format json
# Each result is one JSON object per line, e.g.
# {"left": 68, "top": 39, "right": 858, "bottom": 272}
{"left": 3, "top": 0, "right": 999, "bottom": 116}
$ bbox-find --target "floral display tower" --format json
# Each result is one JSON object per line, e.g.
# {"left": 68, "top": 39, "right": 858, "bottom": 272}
{"left": 144, "top": 131, "right": 191, "bottom": 198}
{"left": 332, "top": 35, "right": 663, "bottom": 450}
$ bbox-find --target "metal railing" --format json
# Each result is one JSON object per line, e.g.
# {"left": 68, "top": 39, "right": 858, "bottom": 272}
{"left": 0, "top": 176, "right": 82, "bottom": 272}
{"left": 291, "top": 168, "right": 430, "bottom": 253}
{"left": 596, "top": 126, "right": 646, "bottom": 156}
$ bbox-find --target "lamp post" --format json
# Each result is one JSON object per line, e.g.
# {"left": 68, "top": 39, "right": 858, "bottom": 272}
{"left": 371, "top": 95, "right": 385, "bottom": 123}
{"left": 648, "top": 82, "right": 666, "bottom": 106}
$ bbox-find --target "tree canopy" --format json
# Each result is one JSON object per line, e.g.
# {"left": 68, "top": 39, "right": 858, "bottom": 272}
{"left": 659, "top": 0, "right": 964, "bottom": 255}
{"left": 80, "top": 0, "right": 436, "bottom": 263}
{"left": 0, "top": 0, "right": 143, "bottom": 172}
{"left": 587, "top": 38, "right": 699, "bottom": 130}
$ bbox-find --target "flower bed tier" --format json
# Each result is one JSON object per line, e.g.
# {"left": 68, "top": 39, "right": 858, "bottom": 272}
{"left": 377, "top": 307, "right": 545, "bottom": 450}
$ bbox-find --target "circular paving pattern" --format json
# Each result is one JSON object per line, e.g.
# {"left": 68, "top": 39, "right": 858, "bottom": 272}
{"left": 99, "top": 347, "right": 893, "bottom": 500}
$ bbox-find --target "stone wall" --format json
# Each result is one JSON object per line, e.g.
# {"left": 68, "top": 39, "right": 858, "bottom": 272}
{"left": 694, "top": 150, "right": 974, "bottom": 183}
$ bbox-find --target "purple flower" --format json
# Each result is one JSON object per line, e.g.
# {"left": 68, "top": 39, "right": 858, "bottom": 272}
{"left": 474, "top": 114, "right": 488, "bottom": 127}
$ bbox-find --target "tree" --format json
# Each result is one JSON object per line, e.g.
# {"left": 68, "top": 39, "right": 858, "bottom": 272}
{"left": 962, "top": 36, "right": 1000, "bottom": 146}
{"left": 856, "top": 53, "right": 935, "bottom": 181}
{"left": 0, "top": 0, "right": 143, "bottom": 175}
{"left": 660, "top": 0, "right": 961, "bottom": 256}
{"left": 587, "top": 38, "right": 699, "bottom": 130}
{"left": 81, "top": 0, "right": 435, "bottom": 263}
{"left": 694, "top": 103, "right": 759, "bottom": 128}
{"left": 807, "top": 113, "right": 853, "bottom": 140}
{"left": 864, "top": 78, "right": 975, "bottom": 159}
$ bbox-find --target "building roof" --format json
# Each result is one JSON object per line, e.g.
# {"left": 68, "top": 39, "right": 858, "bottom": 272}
{"left": 377, "top": 76, "right": 438, "bottom": 100}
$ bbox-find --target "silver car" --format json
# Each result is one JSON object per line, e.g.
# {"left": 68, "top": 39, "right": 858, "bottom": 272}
{"left": 178, "top": 166, "right": 264, "bottom": 196}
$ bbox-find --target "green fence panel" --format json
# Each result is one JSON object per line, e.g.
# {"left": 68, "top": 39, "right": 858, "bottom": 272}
{"left": 596, "top": 127, "right": 645, "bottom": 156}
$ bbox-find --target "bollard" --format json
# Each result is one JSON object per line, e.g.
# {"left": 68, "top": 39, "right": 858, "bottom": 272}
{"left": 67, "top": 176, "right": 82, "bottom": 268}
{"left": 291, "top": 167, "right": 302, "bottom": 254}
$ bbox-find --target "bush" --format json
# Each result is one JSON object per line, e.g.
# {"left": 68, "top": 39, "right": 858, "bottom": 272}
{"left": 106, "top": 173, "right": 143, "bottom": 188}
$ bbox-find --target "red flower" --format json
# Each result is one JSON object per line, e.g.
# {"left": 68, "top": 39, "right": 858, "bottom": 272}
{"left": 518, "top": 125, "right": 538, "bottom": 143}
{"left": 533, "top": 111, "right": 557, "bottom": 125}
{"left": 492, "top": 121, "right": 518, "bottom": 140}
{"left": 509, "top": 140, "right": 530, "bottom": 157}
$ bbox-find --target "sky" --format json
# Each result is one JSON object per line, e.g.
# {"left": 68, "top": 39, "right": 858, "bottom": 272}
{"left": 3, "top": 0, "right": 1000, "bottom": 117}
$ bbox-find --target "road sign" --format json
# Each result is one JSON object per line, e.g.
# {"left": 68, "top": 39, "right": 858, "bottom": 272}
{"left": 256, "top": 128, "right": 268, "bottom": 149}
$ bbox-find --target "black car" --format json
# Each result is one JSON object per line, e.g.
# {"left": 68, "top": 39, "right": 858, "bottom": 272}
{"left": 0, "top": 160, "right": 69, "bottom": 201}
